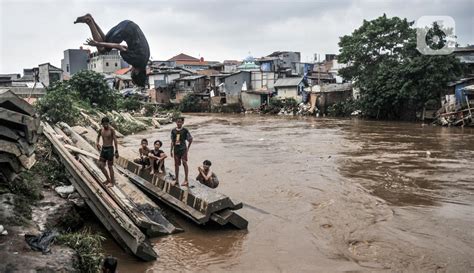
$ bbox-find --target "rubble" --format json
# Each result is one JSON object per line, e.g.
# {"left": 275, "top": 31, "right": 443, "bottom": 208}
{"left": 54, "top": 185, "right": 75, "bottom": 198}
{"left": 0, "top": 89, "right": 41, "bottom": 183}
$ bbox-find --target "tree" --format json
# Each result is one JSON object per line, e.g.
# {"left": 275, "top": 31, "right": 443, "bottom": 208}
{"left": 338, "top": 14, "right": 463, "bottom": 120}
{"left": 69, "top": 70, "right": 119, "bottom": 111}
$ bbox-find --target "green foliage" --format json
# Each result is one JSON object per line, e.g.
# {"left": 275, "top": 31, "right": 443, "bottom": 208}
{"left": 211, "top": 103, "right": 242, "bottom": 113}
{"left": 117, "top": 95, "right": 142, "bottom": 112}
{"left": 167, "top": 109, "right": 183, "bottom": 121}
{"left": 262, "top": 97, "right": 299, "bottom": 114}
{"left": 69, "top": 70, "right": 118, "bottom": 111}
{"left": 338, "top": 14, "right": 463, "bottom": 120}
{"left": 58, "top": 229, "right": 105, "bottom": 273}
{"left": 143, "top": 103, "right": 156, "bottom": 116}
{"left": 3, "top": 168, "right": 43, "bottom": 225}
{"left": 107, "top": 112, "right": 147, "bottom": 135}
{"left": 327, "top": 98, "right": 358, "bottom": 117}
{"left": 179, "top": 94, "right": 206, "bottom": 112}
{"left": 36, "top": 81, "right": 80, "bottom": 124}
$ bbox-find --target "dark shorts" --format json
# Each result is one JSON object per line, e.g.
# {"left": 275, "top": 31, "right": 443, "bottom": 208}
{"left": 100, "top": 146, "right": 114, "bottom": 162}
{"left": 196, "top": 174, "right": 219, "bottom": 189}
{"left": 133, "top": 157, "right": 150, "bottom": 166}
{"left": 173, "top": 149, "right": 188, "bottom": 166}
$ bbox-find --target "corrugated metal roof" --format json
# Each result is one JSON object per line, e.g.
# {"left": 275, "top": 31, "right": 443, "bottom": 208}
{"left": 176, "top": 75, "right": 206, "bottom": 81}
{"left": 274, "top": 77, "right": 303, "bottom": 87}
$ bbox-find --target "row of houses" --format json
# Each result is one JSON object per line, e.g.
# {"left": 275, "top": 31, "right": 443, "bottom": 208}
{"left": 2, "top": 46, "right": 473, "bottom": 113}
{"left": 143, "top": 51, "right": 353, "bottom": 111}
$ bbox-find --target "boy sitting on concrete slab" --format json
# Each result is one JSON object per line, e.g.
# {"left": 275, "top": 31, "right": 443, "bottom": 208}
{"left": 133, "top": 138, "right": 150, "bottom": 169}
{"left": 196, "top": 160, "right": 219, "bottom": 189}
{"left": 149, "top": 140, "right": 167, "bottom": 175}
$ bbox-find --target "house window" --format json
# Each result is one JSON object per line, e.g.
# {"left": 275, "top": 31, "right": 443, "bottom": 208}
{"left": 234, "top": 80, "right": 238, "bottom": 84}
{"left": 115, "top": 63, "right": 118, "bottom": 67}
{"left": 66, "top": 64, "right": 69, "bottom": 72}
{"left": 94, "top": 63, "right": 96, "bottom": 68}
{"left": 187, "top": 81, "right": 191, "bottom": 87}
{"left": 106, "top": 62, "right": 109, "bottom": 67}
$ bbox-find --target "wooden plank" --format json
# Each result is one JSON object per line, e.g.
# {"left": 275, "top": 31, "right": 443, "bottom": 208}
{"left": 42, "top": 123, "right": 157, "bottom": 261}
{"left": 63, "top": 133, "right": 180, "bottom": 236}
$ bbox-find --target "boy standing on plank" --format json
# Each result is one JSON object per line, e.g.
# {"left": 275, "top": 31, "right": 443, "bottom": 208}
{"left": 96, "top": 117, "right": 119, "bottom": 187}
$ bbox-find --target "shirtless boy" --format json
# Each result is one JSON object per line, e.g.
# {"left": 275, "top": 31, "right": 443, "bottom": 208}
{"left": 96, "top": 117, "right": 119, "bottom": 186}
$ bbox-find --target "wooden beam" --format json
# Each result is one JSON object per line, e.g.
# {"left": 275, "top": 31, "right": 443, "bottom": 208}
{"left": 42, "top": 122, "right": 157, "bottom": 261}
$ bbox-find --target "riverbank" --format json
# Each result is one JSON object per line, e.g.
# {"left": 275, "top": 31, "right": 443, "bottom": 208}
{"left": 0, "top": 136, "right": 104, "bottom": 272}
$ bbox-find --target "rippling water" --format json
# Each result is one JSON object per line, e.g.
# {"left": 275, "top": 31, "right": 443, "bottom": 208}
{"left": 100, "top": 114, "right": 474, "bottom": 272}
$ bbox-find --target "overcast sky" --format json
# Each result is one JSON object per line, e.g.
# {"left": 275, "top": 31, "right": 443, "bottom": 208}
{"left": 0, "top": 0, "right": 473, "bottom": 74}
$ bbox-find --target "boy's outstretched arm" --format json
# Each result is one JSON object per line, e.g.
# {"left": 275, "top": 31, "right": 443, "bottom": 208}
{"left": 85, "top": 38, "right": 128, "bottom": 52}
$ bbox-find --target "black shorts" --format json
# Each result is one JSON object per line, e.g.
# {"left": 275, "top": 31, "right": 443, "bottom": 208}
{"left": 134, "top": 157, "right": 150, "bottom": 166}
{"left": 100, "top": 146, "right": 114, "bottom": 162}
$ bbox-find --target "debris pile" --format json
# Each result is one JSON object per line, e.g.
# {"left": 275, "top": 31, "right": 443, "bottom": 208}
{"left": 434, "top": 85, "right": 474, "bottom": 127}
{"left": 78, "top": 108, "right": 174, "bottom": 135}
{"left": 0, "top": 89, "right": 41, "bottom": 182}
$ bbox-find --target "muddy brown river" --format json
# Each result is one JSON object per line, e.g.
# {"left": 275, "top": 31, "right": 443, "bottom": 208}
{"left": 99, "top": 114, "right": 474, "bottom": 272}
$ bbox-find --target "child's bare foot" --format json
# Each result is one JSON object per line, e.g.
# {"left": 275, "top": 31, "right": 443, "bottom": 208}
{"left": 170, "top": 180, "right": 177, "bottom": 186}
{"left": 150, "top": 169, "right": 155, "bottom": 175}
{"left": 158, "top": 169, "right": 163, "bottom": 174}
{"left": 74, "top": 13, "right": 92, "bottom": 24}
{"left": 181, "top": 181, "right": 189, "bottom": 187}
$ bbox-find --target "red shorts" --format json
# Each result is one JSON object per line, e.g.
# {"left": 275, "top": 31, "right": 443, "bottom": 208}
{"left": 174, "top": 150, "right": 188, "bottom": 166}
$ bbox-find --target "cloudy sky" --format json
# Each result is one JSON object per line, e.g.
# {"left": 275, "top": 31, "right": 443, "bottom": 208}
{"left": 0, "top": 0, "right": 473, "bottom": 73}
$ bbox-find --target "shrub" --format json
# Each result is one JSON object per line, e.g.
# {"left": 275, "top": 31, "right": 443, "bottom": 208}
{"left": 327, "top": 98, "right": 358, "bottom": 117}
{"left": 117, "top": 95, "right": 142, "bottom": 112}
{"left": 179, "top": 94, "right": 205, "bottom": 112}
{"left": 262, "top": 97, "right": 298, "bottom": 114}
{"left": 36, "top": 81, "right": 80, "bottom": 124}
{"left": 143, "top": 103, "right": 156, "bottom": 116}
{"left": 69, "top": 70, "right": 118, "bottom": 111}
{"left": 58, "top": 229, "right": 105, "bottom": 273}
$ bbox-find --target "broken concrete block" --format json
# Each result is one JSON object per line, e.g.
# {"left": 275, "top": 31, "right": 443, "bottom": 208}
{"left": 54, "top": 185, "right": 75, "bottom": 198}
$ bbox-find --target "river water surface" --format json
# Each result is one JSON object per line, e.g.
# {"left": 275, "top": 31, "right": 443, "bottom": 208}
{"left": 101, "top": 114, "right": 474, "bottom": 272}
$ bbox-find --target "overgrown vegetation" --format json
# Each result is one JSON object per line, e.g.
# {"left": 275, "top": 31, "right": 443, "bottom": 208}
{"left": 117, "top": 95, "right": 142, "bottom": 112}
{"left": 143, "top": 103, "right": 156, "bottom": 116}
{"left": 262, "top": 97, "right": 299, "bottom": 114}
{"left": 36, "top": 70, "right": 120, "bottom": 125}
{"left": 36, "top": 81, "right": 80, "bottom": 124}
{"left": 327, "top": 98, "right": 358, "bottom": 117}
{"left": 57, "top": 229, "right": 105, "bottom": 273}
{"left": 0, "top": 137, "right": 70, "bottom": 225}
{"left": 179, "top": 94, "right": 206, "bottom": 112}
{"left": 69, "top": 70, "right": 118, "bottom": 111}
{"left": 338, "top": 14, "right": 463, "bottom": 120}
{"left": 211, "top": 103, "right": 242, "bottom": 113}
